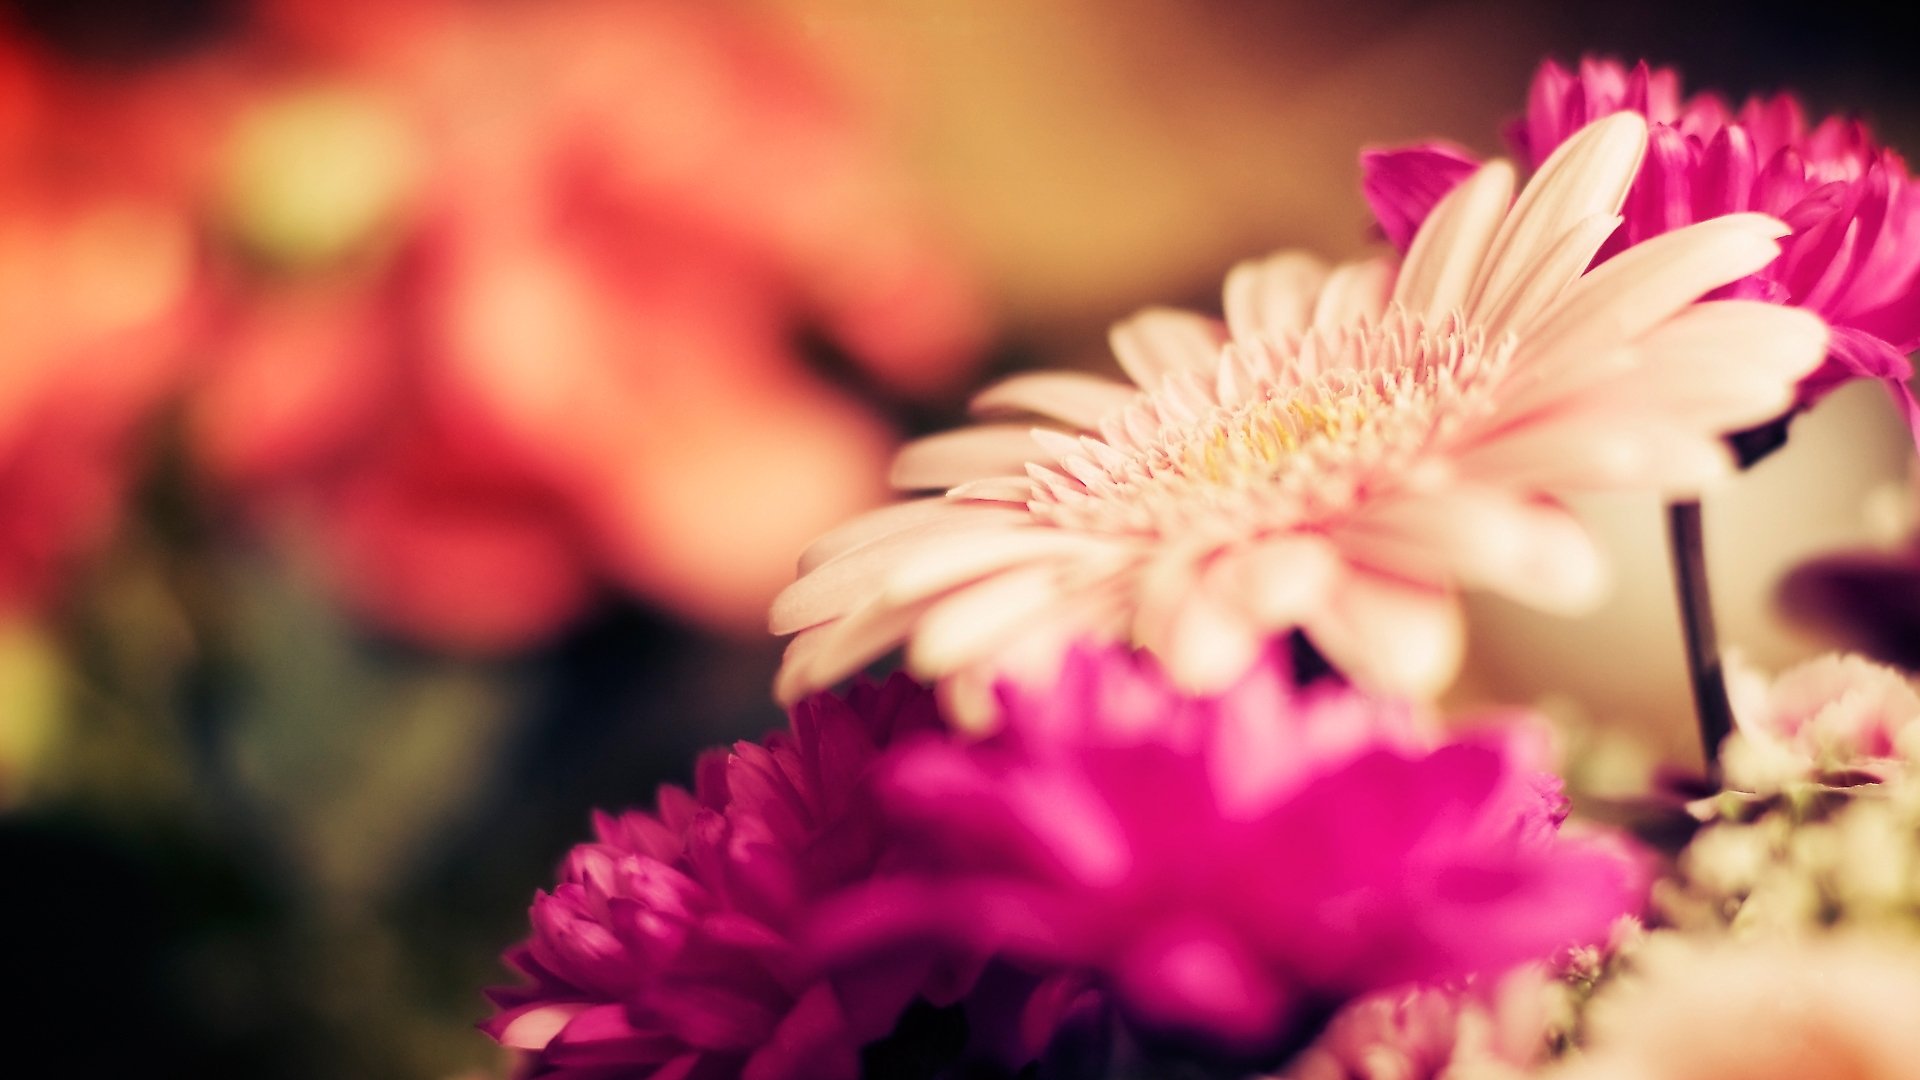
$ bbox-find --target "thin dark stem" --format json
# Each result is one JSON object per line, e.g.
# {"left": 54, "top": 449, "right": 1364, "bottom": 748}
{"left": 1666, "top": 499, "right": 1735, "bottom": 779}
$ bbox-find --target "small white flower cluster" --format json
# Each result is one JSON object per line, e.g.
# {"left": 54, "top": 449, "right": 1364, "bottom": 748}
{"left": 1669, "top": 776, "right": 1920, "bottom": 938}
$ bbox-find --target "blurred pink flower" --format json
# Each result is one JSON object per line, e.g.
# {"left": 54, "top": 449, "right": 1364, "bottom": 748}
{"left": 1556, "top": 934, "right": 1920, "bottom": 1080}
{"left": 485, "top": 675, "right": 1093, "bottom": 1080}
{"left": 809, "top": 646, "right": 1649, "bottom": 1058}
{"left": 0, "top": 29, "right": 206, "bottom": 611}
{"left": 188, "top": 0, "right": 986, "bottom": 650}
{"left": 1366, "top": 56, "right": 1920, "bottom": 442}
{"left": 1722, "top": 651, "right": 1920, "bottom": 789}
{"left": 774, "top": 114, "right": 1823, "bottom": 707}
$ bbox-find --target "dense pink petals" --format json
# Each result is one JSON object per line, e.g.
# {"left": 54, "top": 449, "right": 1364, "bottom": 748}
{"left": 1362, "top": 143, "right": 1483, "bottom": 253}
{"left": 485, "top": 676, "right": 1068, "bottom": 1079}
{"left": 814, "top": 647, "right": 1650, "bottom": 1057}
{"left": 1376, "top": 55, "right": 1920, "bottom": 438}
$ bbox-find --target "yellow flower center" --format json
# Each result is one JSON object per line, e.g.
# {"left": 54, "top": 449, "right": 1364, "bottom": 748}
{"left": 1028, "top": 309, "right": 1514, "bottom": 538}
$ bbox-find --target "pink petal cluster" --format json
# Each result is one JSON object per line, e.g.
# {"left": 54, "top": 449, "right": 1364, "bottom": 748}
{"left": 811, "top": 646, "right": 1649, "bottom": 1058}
{"left": 183, "top": 0, "right": 985, "bottom": 650}
{"left": 1365, "top": 56, "right": 1920, "bottom": 440}
{"left": 484, "top": 676, "right": 1087, "bottom": 1080}
{"left": 1273, "top": 967, "right": 1555, "bottom": 1080}
{"left": 0, "top": 29, "right": 205, "bottom": 610}
{"left": 1722, "top": 652, "right": 1920, "bottom": 789}
{"left": 775, "top": 113, "right": 1824, "bottom": 710}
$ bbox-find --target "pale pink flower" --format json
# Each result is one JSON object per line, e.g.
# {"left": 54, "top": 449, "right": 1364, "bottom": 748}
{"left": 1722, "top": 652, "right": 1920, "bottom": 790}
{"left": 1554, "top": 934, "right": 1920, "bottom": 1080}
{"left": 1275, "top": 968, "right": 1556, "bottom": 1080}
{"left": 1367, "top": 57, "right": 1920, "bottom": 443}
{"left": 774, "top": 114, "right": 1825, "bottom": 706}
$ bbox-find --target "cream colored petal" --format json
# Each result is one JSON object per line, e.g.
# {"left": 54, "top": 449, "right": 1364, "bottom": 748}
{"left": 1473, "top": 213, "right": 1622, "bottom": 339}
{"left": 1456, "top": 416, "right": 1735, "bottom": 494}
{"left": 1467, "top": 112, "right": 1647, "bottom": 318}
{"left": 891, "top": 424, "right": 1046, "bottom": 490}
{"left": 936, "top": 584, "right": 1132, "bottom": 733}
{"left": 1309, "top": 256, "right": 1394, "bottom": 330}
{"left": 1496, "top": 301, "right": 1821, "bottom": 429}
{"left": 1391, "top": 159, "right": 1517, "bottom": 319}
{"left": 775, "top": 594, "right": 935, "bottom": 704}
{"left": 1128, "top": 548, "right": 1258, "bottom": 693}
{"left": 1303, "top": 566, "right": 1464, "bottom": 699}
{"left": 798, "top": 497, "right": 989, "bottom": 573}
{"left": 1514, "top": 213, "right": 1790, "bottom": 375}
{"left": 906, "top": 563, "right": 1072, "bottom": 674}
{"left": 1600, "top": 301, "right": 1828, "bottom": 427}
{"left": 945, "top": 476, "right": 1036, "bottom": 503}
{"left": 772, "top": 506, "right": 1029, "bottom": 633}
{"left": 1221, "top": 533, "right": 1342, "bottom": 625}
{"left": 1130, "top": 546, "right": 1208, "bottom": 659}
{"left": 1154, "top": 592, "right": 1266, "bottom": 694}
{"left": 1110, "top": 307, "right": 1227, "bottom": 388}
{"left": 881, "top": 527, "right": 1118, "bottom": 606}
{"left": 969, "top": 371, "right": 1139, "bottom": 429}
{"left": 1223, "top": 250, "right": 1329, "bottom": 340}
{"left": 1344, "top": 489, "right": 1608, "bottom": 615}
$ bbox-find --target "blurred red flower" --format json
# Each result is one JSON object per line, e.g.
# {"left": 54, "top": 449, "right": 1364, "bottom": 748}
{"left": 189, "top": 0, "right": 987, "bottom": 649}
{"left": 0, "top": 29, "right": 207, "bottom": 612}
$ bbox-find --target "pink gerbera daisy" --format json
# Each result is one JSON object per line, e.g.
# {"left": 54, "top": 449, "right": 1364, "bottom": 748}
{"left": 773, "top": 113, "right": 1825, "bottom": 706}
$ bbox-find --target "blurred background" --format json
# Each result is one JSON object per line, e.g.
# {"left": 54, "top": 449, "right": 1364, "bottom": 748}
{"left": 1, "top": 1, "right": 1915, "bottom": 1076}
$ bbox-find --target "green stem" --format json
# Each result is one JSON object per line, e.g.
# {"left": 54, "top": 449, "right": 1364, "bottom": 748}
{"left": 1666, "top": 499, "right": 1734, "bottom": 778}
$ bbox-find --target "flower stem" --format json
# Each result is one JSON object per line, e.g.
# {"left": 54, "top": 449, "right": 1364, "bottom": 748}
{"left": 1666, "top": 499, "right": 1734, "bottom": 778}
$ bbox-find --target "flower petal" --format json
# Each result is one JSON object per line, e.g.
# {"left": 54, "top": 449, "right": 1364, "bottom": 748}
{"left": 970, "top": 372, "right": 1138, "bottom": 430}
{"left": 1516, "top": 212, "right": 1790, "bottom": 374}
{"left": 1392, "top": 160, "right": 1518, "bottom": 320}
{"left": 1468, "top": 112, "right": 1647, "bottom": 319}
{"left": 892, "top": 425, "right": 1045, "bottom": 490}
{"left": 772, "top": 507, "right": 1029, "bottom": 633}
{"left": 1109, "top": 307, "right": 1227, "bottom": 388}
{"left": 1304, "top": 567, "right": 1464, "bottom": 697}
{"left": 1224, "top": 251, "right": 1330, "bottom": 340}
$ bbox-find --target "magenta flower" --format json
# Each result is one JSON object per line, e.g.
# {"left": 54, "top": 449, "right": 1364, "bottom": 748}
{"left": 483, "top": 676, "right": 1090, "bottom": 1080}
{"left": 1365, "top": 56, "right": 1920, "bottom": 442}
{"left": 809, "top": 647, "right": 1649, "bottom": 1059}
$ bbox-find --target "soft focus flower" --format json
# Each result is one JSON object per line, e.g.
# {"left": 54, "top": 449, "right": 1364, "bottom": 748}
{"left": 775, "top": 113, "right": 1823, "bottom": 707}
{"left": 484, "top": 675, "right": 1091, "bottom": 1080}
{"left": 810, "top": 646, "right": 1649, "bottom": 1058}
{"left": 1667, "top": 767, "right": 1920, "bottom": 937}
{"left": 1366, "top": 56, "right": 1920, "bottom": 442}
{"left": 1779, "top": 466, "right": 1920, "bottom": 669}
{"left": 0, "top": 29, "right": 204, "bottom": 610}
{"left": 1721, "top": 651, "right": 1920, "bottom": 791}
{"left": 1553, "top": 934, "right": 1920, "bottom": 1080}
{"left": 1273, "top": 967, "right": 1558, "bottom": 1080}
{"left": 189, "top": 0, "right": 985, "bottom": 650}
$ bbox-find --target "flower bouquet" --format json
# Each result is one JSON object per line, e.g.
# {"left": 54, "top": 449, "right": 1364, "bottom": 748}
{"left": 483, "top": 57, "right": 1920, "bottom": 1080}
